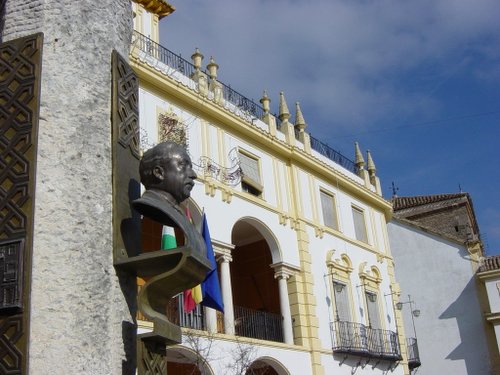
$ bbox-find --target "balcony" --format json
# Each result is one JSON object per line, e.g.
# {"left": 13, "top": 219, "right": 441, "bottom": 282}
{"left": 406, "top": 337, "right": 421, "bottom": 370}
{"left": 330, "top": 321, "right": 401, "bottom": 361}
{"left": 234, "top": 305, "right": 284, "bottom": 343}
{"left": 142, "top": 293, "right": 285, "bottom": 343}
{"left": 130, "top": 31, "right": 358, "bottom": 175}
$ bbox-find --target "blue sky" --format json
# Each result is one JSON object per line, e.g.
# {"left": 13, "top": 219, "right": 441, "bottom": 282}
{"left": 159, "top": 0, "right": 500, "bottom": 255}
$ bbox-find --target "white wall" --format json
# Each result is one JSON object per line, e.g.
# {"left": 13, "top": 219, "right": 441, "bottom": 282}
{"left": 388, "top": 220, "right": 491, "bottom": 375}
{"left": 138, "top": 83, "right": 400, "bottom": 375}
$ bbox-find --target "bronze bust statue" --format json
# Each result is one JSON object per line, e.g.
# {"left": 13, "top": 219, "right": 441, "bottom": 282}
{"left": 132, "top": 141, "right": 206, "bottom": 257}
{"left": 126, "top": 141, "right": 210, "bottom": 348}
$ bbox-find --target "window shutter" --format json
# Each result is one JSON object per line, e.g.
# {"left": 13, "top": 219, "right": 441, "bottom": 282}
{"left": 352, "top": 207, "right": 368, "bottom": 242}
{"left": 334, "top": 282, "right": 351, "bottom": 322}
{"left": 239, "top": 152, "right": 261, "bottom": 185}
{"left": 366, "top": 292, "right": 381, "bottom": 329}
{"left": 321, "top": 191, "right": 338, "bottom": 230}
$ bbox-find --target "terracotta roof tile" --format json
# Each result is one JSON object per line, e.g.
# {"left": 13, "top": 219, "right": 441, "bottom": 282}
{"left": 392, "top": 193, "right": 469, "bottom": 211}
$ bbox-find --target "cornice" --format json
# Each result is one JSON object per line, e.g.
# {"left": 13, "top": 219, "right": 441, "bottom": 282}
{"left": 477, "top": 268, "right": 500, "bottom": 281}
{"left": 132, "top": 0, "right": 175, "bottom": 18}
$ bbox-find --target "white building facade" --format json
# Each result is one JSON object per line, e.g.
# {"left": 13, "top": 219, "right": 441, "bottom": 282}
{"left": 132, "top": 2, "right": 413, "bottom": 374}
{"left": 388, "top": 217, "right": 491, "bottom": 374}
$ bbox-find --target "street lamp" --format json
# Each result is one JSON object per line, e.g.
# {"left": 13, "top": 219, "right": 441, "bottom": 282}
{"left": 396, "top": 295, "right": 420, "bottom": 339}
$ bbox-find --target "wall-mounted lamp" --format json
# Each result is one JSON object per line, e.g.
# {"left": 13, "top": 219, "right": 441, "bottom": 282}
{"left": 367, "top": 293, "right": 377, "bottom": 303}
{"left": 334, "top": 283, "right": 345, "bottom": 293}
{"left": 396, "top": 295, "right": 420, "bottom": 339}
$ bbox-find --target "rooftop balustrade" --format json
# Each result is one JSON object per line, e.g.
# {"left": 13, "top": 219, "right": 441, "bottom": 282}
{"left": 131, "top": 31, "right": 358, "bottom": 176}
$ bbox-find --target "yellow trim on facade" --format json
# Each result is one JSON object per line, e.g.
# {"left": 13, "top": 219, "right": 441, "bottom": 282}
{"left": 273, "top": 158, "right": 283, "bottom": 212}
{"left": 130, "top": 60, "right": 393, "bottom": 219}
{"left": 478, "top": 269, "right": 500, "bottom": 281}
{"left": 132, "top": 0, "right": 175, "bottom": 19}
{"left": 152, "top": 14, "right": 159, "bottom": 43}
{"left": 309, "top": 174, "right": 319, "bottom": 224}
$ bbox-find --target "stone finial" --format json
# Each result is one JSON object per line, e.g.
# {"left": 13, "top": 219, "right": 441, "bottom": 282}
{"left": 260, "top": 90, "right": 271, "bottom": 114}
{"left": 367, "top": 150, "right": 376, "bottom": 177}
{"left": 191, "top": 48, "right": 204, "bottom": 71}
{"left": 206, "top": 57, "right": 219, "bottom": 80}
{"left": 355, "top": 142, "right": 365, "bottom": 169}
{"left": 278, "top": 91, "right": 290, "bottom": 122}
{"left": 294, "top": 102, "right": 307, "bottom": 132}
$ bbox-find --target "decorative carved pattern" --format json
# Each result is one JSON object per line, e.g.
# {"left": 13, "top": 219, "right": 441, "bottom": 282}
{"left": 0, "top": 32, "right": 43, "bottom": 375}
{"left": 114, "top": 52, "right": 140, "bottom": 159}
{"left": 194, "top": 147, "right": 242, "bottom": 186}
{"left": 111, "top": 50, "right": 141, "bottom": 261}
{"left": 158, "top": 112, "right": 188, "bottom": 148}
{"left": 0, "top": 315, "right": 23, "bottom": 375}
{"left": 0, "top": 240, "right": 23, "bottom": 310}
{"left": 138, "top": 340, "right": 167, "bottom": 375}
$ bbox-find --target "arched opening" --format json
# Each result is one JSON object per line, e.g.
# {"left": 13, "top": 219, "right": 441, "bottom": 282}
{"left": 231, "top": 219, "right": 283, "bottom": 342}
{"left": 166, "top": 345, "right": 214, "bottom": 375}
{"left": 246, "top": 357, "right": 290, "bottom": 375}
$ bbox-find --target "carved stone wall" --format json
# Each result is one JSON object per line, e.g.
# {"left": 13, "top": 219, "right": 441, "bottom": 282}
{"left": 1, "top": 1, "right": 135, "bottom": 374}
{"left": 0, "top": 32, "right": 43, "bottom": 375}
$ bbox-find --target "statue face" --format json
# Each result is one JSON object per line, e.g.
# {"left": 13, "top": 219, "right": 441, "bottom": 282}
{"left": 154, "top": 146, "right": 197, "bottom": 203}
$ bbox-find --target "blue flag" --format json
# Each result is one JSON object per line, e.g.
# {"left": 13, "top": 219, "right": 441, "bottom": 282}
{"left": 200, "top": 213, "right": 224, "bottom": 312}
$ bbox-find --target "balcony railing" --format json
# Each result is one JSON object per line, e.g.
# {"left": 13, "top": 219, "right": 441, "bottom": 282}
{"left": 166, "top": 293, "right": 206, "bottom": 331}
{"left": 130, "top": 31, "right": 359, "bottom": 176}
{"left": 131, "top": 31, "right": 266, "bottom": 121}
{"left": 234, "top": 305, "right": 284, "bottom": 343}
{"left": 406, "top": 337, "right": 421, "bottom": 370}
{"left": 331, "top": 321, "right": 401, "bottom": 361}
{"left": 309, "top": 135, "right": 357, "bottom": 174}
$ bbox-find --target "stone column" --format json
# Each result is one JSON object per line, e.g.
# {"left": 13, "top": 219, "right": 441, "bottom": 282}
{"left": 272, "top": 263, "right": 298, "bottom": 345}
{"left": 214, "top": 240, "right": 235, "bottom": 335}
{"left": 205, "top": 307, "right": 217, "bottom": 333}
{"left": 1, "top": 1, "right": 134, "bottom": 374}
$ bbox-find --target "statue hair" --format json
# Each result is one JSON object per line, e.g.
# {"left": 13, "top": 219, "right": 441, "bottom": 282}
{"left": 139, "top": 141, "right": 183, "bottom": 189}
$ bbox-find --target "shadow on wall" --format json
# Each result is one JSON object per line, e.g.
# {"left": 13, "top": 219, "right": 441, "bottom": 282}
{"left": 439, "top": 277, "right": 491, "bottom": 374}
{"left": 332, "top": 353, "right": 398, "bottom": 374}
{"left": 0, "top": 0, "right": 6, "bottom": 41}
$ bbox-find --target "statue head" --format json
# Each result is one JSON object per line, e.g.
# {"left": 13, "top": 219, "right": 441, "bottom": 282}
{"left": 139, "top": 141, "right": 197, "bottom": 204}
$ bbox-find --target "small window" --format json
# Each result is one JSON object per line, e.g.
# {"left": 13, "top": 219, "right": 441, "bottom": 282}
{"left": 320, "top": 190, "right": 339, "bottom": 230}
{"left": 352, "top": 206, "right": 368, "bottom": 243}
{"left": 239, "top": 150, "right": 263, "bottom": 197}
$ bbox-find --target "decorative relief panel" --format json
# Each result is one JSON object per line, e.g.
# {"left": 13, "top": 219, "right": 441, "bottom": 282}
{"left": 0, "top": 32, "right": 43, "bottom": 375}
{"left": 114, "top": 52, "right": 140, "bottom": 160}
{"left": 0, "top": 240, "right": 23, "bottom": 311}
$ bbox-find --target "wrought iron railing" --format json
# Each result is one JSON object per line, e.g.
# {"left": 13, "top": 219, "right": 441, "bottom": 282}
{"left": 131, "top": 31, "right": 358, "bottom": 176}
{"left": 406, "top": 337, "right": 421, "bottom": 370}
{"left": 165, "top": 293, "right": 205, "bottom": 330}
{"left": 132, "top": 31, "right": 196, "bottom": 77}
{"left": 331, "top": 321, "right": 369, "bottom": 355}
{"left": 131, "top": 31, "right": 266, "bottom": 120}
{"left": 309, "top": 136, "right": 357, "bottom": 174}
{"left": 331, "top": 321, "right": 401, "bottom": 361}
{"left": 366, "top": 326, "right": 401, "bottom": 359}
{"left": 234, "top": 305, "right": 284, "bottom": 343}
